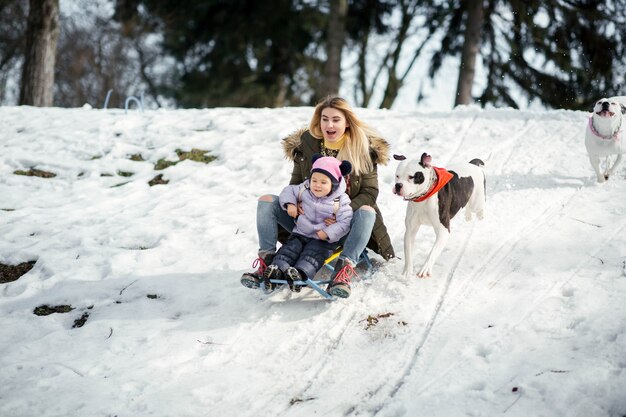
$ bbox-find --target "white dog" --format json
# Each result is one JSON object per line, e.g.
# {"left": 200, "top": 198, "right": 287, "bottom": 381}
{"left": 585, "top": 97, "right": 626, "bottom": 182}
{"left": 393, "top": 153, "right": 486, "bottom": 278}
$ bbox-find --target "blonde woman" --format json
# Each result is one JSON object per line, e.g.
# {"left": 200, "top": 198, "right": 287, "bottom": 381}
{"left": 241, "top": 96, "right": 394, "bottom": 298}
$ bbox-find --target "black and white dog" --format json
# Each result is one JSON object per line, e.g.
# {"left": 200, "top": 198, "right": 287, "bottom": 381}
{"left": 585, "top": 97, "right": 626, "bottom": 182}
{"left": 393, "top": 153, "right": 486, "bottom": 278}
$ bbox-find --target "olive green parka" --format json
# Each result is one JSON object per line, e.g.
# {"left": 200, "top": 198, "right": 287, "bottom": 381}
{"left": 281, "top": 128, "right": 395, "bottom": 260}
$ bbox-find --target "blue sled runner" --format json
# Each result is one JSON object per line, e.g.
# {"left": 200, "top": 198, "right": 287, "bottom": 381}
{"left": 260, "top": 248, "right": 373, "bottom": 299}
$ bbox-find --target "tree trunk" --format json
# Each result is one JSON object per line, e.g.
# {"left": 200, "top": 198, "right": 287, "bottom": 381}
{"left": 454, "top": 0, "right": 483, "bottom": 106}
{"left": 19, "top": 0, "right": 60, "bottom": 107}
{"left": 321, "top": 0, "right": 347, "bottom": 97}
{"left": 378, "top": 0, "right": 424, "bottom": 109}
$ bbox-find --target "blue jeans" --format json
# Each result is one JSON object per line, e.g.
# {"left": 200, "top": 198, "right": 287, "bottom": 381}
{"left": 256, "top": 195, "right": 375, "bottom": 265}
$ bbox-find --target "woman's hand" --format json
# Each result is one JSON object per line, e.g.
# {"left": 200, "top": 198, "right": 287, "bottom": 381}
{"left": 316, "top": 230, "right": 328, "bottom": 240}
{"left": 324, "top": 216, "right": 337, "bottom": 226}
{"left": 287, "top": 204, "right": 298, "bottom": 218}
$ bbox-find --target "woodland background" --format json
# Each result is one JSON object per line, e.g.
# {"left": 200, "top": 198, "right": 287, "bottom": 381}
{"left": 1, "top": 0, "right": 626, "bottom": 111}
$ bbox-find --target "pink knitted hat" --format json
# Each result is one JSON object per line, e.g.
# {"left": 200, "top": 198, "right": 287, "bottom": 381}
{"left": 311, "top": 154, "right": 352, "bottom": 191}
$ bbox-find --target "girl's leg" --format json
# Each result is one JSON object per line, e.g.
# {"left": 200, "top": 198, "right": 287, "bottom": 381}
{"left": 273, "top": 235, "right": 304, "bottom": 271}
{"left": 256, "top": 195, "right": 296, "bottom": 257}
{"left": 294, "top": 239, "right": 334, "bottom": 279}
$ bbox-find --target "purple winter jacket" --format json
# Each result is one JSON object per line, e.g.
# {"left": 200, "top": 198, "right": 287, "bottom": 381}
{"left": 279, "top": 179, "right": 352, "bottom": 243}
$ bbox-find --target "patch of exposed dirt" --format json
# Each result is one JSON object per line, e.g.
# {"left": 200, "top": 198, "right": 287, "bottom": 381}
{"left": 14, "top": 168, "right": 56, "bottom": 178}
{"left": 148, "top": 174, "right": 169, "bottom": 186}
{"left": 33, "top": 304, "right": 74, "bottom": 316}
{"left": 154, "top": 148, "right": 216, "bottom": 170}
{"left": 0, "top": 261, "right": 36, "bottom": 283}
{"left": 360, "top": 312, "right": 407, "bottom": 330}
{"left": 116, "top": 170, "right": 134, "bottom": 177}
{"left": 72, "top": 312, "right": 89, "bottom": 328}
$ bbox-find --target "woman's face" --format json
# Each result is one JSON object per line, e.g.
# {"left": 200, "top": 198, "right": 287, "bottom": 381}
{"left": 310, "top": 172, "right": 333, "bottom": 197}
{"left": 320, "top": 107, "right": 348, "bottom": 143}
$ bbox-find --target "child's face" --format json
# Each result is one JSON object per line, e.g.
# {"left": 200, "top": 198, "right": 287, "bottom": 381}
{"left": 310, "top": 172, "right": 333, "bottom": 197}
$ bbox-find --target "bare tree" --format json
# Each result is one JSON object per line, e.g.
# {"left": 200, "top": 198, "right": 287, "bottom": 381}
{"left": 454, "top": 0, "right": 483, "bottom": 106}
{"left": 321, "top": 0, "right": 348, "bottom": 96}
{"left": 0, "top": 0, "right": 28, "bottom": 104}
{"left": 347, "top": 0, "right": 438, "bottom": 109}
{"left": 54, "top": 1, "right": 169, "bottom": 110}
{"left": 19, "top": 0, "right": 59, "bottom": 106}
{"left": 378, "top": 0, "right": 430, "bottom": 109}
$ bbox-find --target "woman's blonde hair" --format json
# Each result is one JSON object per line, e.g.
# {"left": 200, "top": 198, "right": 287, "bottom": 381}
{"left": 309, "top": 96, "right": 377, "bottom": 176}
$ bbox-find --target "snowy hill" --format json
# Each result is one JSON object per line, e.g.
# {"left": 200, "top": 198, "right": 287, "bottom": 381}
{"left": 1, "top": 105, "right": 625, "bottom": 417}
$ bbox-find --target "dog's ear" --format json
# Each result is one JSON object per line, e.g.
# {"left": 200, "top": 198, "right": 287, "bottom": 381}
{"left": 393, "top": 154, "right": 406, "bottom": 161}
{"left": 419, "top": 152, "right": 432, "bottom": 168}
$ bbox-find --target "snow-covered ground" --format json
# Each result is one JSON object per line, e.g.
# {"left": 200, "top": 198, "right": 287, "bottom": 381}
{"left": 1, "top": 104, "right": 625, "bottom": 417}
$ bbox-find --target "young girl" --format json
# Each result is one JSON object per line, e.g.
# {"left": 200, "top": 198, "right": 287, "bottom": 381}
{"left": 257, "top": 155, "right": 352, "bottom": 291}
{"left": 241, "top": 96, "right": 394, "bottom": 298}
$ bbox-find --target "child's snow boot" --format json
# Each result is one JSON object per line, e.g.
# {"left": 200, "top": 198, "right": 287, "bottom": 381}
{"left": 285, "top": 267, "right": 303, "bottom": 293}
{"left": 262, "top": 264, "right": 283, "bottom": 291}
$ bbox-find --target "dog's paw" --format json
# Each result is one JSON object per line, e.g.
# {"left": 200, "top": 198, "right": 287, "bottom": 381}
{"left": 476, "top": 210, "right": 485, "bottom": 220}
{"left": 402, "top": 267, "right": 412, "bottom": 280}
{"left": 465, "top": 211, "right": 473, "bottom": 222}
{"left": 417, "top": 265, "right": 432, "bottom": 278}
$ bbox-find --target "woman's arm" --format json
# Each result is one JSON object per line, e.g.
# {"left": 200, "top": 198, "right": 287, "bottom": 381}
{"left": 323, "top": 196, "right": 353, "bottom": 243}
{"left": 349, "top": 166, "right": 379, "bottom": 211}
{"left": 289, "top": 151, "right": 305, "bottom": 185}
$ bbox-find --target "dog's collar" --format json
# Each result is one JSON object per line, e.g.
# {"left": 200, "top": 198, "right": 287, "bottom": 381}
{"left": 409, "top": 167, "right": 454, "bottom": 202}
{"left": 589, "top": 116, "right": 621, "bottom": 140}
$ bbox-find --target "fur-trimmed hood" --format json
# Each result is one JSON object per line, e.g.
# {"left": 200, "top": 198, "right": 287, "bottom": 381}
{"left": 281, "top": 127, "right": 391, "bottom": 166}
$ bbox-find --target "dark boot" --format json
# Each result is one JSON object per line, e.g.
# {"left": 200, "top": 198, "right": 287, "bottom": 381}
{"left": 262, "top": 264, "right": 283, "bottom": 291}
{"left": 285, "top": 267, "right": 303, "bottom": 292}
{"left": 240, "top": 253, "right": 274, "bottom": 289}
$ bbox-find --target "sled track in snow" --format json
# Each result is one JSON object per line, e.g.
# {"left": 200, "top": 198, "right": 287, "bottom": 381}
{"left": 485, "top": 186, "right": 583, "bottom": 290}
{"left": 398, "top": 187, "right": 623, "bottom": 403}
{"left": 485, "top": 118, "right": 537, "bottom": 193}
{"left": 440, "top": 117, "right": 567, "bottom": 312}
{"left": 292, "top": 275, "right": 380, "bottom": 380}
{"left": 444, "top": 115, "right": 478, "bottom": 166}
{"left": 339, "top": 225, "right": 476, "bottom": 417}
{"left": 210, "top": 290, "right": 337, "bottom": 417}
{"left": 248, "top": 279, "right": 375, "bottom": 417}
{"left": 512, "top": 218, "right": 626, "bottom": 327}
{"left": 382, "top": 225, "right": 475, "bottom": 399}
{"left": 443, "top": 185, "right": 583, "bottom": 318}
{"left": 491, "top": 118, "right": 537, "bottom": 176}
{"left": 415, "top": 218, "right": 626, "bottom": 405}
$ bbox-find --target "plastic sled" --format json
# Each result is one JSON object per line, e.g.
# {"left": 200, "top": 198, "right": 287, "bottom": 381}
{"left": 259, "top": 248, "right": 373, "bottom": 299}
